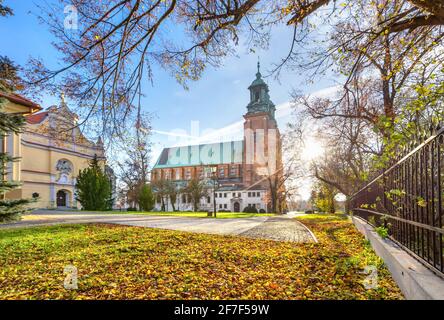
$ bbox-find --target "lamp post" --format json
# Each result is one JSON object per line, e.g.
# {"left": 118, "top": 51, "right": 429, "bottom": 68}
{"left": 210, "top": 167, "right": 218, "bottom": 218}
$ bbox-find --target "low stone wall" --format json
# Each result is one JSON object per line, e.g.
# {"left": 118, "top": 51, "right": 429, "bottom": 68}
{"left": 352, "top": 216, "right": 444, "bottom": 300}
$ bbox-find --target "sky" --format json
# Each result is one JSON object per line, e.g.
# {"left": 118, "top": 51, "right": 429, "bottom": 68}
{"left": 1, "top": 0, "right": 338, "bottom": 199}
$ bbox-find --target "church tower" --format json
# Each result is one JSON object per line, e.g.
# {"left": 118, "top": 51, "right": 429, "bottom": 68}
{"left": 243, "top": 62, "right": 281, "bottom": 188}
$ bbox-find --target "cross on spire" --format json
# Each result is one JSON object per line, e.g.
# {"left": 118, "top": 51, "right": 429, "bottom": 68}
{"left": 256, "top": 56, "right": 261, "bottom": 79}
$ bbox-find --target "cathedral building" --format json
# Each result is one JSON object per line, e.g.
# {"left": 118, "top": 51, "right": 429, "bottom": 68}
{"left": 3, "top": 93, "right": 112, "bottom": 209}
{"left": 151, "top": 64, "right": 284, "bottom": 212}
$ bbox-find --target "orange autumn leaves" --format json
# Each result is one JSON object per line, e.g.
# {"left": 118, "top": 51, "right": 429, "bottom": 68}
{"left": 0, "top": 216, "right": 402, "bottom": 299}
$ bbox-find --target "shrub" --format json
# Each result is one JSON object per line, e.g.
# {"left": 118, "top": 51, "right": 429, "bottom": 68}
{"left": 138, "top": 184, "right": 155, "bottom": 211}
{"left": 243, "top": 206, "right": 258, "bottom": 213}
{"left": 259, "top": 209, "right": 266, "bottom": 213}
{"left": 375, "top": 226, "right": 389, "bottom": 239}
{"left": 75, "top": 156, "right": 112, "bottom": 211}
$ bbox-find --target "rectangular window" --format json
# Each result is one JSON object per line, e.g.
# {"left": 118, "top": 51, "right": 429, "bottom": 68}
{"left": 219, "top": 167, "right": 225, "bottom": 178}
{"left": 219, "top": 204, "right": 223, "bottom": 209}
{"left": 175, "top": 169, "right": 181, "bottom": 180}
{"left": 230, "top": 166, "right": 237, "bottom": 176}
{"left": 185, "top": 168, "right": 191, "bottom": 180}
{"left": 224, "top": 193, "right": 227, "bottom": 198}
{"left": 219, "top": 193, "right": 222, "bottom": 197}
{"left": 257, "top": 192, "right": 260, "bottom": 197}
{"left": 207, "top": 197, "right": 211, "bottom": 204}
{"left": 198, "top": 167, "right": 204, "bottom": 179}
{"left": 248, "top": 192, "right": 251, "bottom": 197}
{"left": 224, "top": 204, "right": 227, "bottom": 209}
{"left": 238, "top": 193, "right": 241, "bottom": 197}
{"left": 232, "top": 193, "right": 235, "bottom": 197}
{"left": 215, "top": 193, "right": 218, "bottom": 198}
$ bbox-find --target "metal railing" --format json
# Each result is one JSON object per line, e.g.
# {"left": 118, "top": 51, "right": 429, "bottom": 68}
{"left": 350, "top": 125, "right": 444, "bottom": 277}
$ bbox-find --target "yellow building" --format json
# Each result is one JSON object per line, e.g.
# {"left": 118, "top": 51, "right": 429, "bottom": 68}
{"left": 1, "top": 91, "right": 42, "bottom": 186}
{"left": 3, "top": 93, "right": 107, "bottom": 209}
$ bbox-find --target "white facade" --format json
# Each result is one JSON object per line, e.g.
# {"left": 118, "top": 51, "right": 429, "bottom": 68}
{"left": 154, "top": 189, "right": 268, "bottom": 212}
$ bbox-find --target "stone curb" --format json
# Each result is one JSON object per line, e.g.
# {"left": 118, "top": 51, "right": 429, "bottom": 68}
{"left": 352, "top": 216, "right": 444, "bottom": 300}
{"left": 295, "top": 220, "right": 318, "bottom": 243}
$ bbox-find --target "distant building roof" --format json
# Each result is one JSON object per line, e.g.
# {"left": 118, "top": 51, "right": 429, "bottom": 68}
{"left": 153, "top": 140, "right": 244, "bottom": 169}
{"left": 26, "top": 111, "right": 49, "bottom": 124}
{"left": 0, "top": 92, "right": 42, "bottom": 112}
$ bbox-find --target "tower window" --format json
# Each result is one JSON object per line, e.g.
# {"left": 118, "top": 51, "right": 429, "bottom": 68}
{"left": 255, "top": 91, "right": 260, "bottom": 101}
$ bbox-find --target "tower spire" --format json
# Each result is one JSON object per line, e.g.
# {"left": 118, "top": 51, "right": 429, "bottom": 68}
{"left": 60, "top": 91, "right": 65, "bottom": 105}
{"left": 256, "top": 57, "right": 261, "bottom": 79}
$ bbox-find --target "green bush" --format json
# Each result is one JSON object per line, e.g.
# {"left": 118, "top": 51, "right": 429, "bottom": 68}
{"left": 375, "top": 226, "right": 389, "bottom": 239}
{"left": 243, "top": 206, "right": 258, "bottom": 213}
{"left": 75, "top": 156, "right": 112, "bottom": 211}
{"left": 138, "top": 184, "right": 155, "bottom": 211}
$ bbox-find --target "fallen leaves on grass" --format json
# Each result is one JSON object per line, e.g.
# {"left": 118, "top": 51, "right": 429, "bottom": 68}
{"left": 0, "top": 215, "right": 402, "bottom": 300}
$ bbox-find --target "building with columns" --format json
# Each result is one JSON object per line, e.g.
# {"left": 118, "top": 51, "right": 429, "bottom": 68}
{"left": 151, "top": 63, "right": 284, "bottom": 212}
{"left": 3, "top": 93, "right": 110, "bottom": 209}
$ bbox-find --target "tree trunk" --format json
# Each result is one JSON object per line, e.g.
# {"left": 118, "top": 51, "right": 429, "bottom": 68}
{"left": 161, "top": 197, "right": 165, "bottom": 211}
{"left": 170, "top": 196, "right": 176, "bottom": 211}
{"left": 345, "top": 198, "right": 351, "bottom": 215}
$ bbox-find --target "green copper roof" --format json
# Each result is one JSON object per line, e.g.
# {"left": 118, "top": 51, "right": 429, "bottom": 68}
{"left": 247, "top": 61, "right": 276, "bottom": 118}
{"left": 248, "top": 61, "right": 266, "bottom": 88}
{"left": 153, "top": 140, "right": 244, "bottom": 169}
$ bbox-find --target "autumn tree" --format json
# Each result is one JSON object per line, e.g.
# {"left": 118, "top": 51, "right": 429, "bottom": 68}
{"left": 288, "top": 1, "right": 444, "bottom": 205}
{"left": 0, "top": 0, "right": 12, "bottom": 17}
{"left": 165, "top": 180, "right": 179, "bottom": 211}
{"left": 312, "top": 181, "right": 337, "bottom": 214}
{"left": 116, "top": 112, "right": 152, "bottom": 208}
{"left": 183, "top": 178, "right": 208, "bottom": 212}
{"left": 151, "top": 178, "right": 169, "bottom": 211}
{"left": 24, "top": 0, "right": 443, "bottom": 138}
{"left": 149, "top": 178, "right": 179, "bottom": 211}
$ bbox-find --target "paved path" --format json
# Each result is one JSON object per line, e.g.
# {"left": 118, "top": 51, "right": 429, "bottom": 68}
{"left": 0, "top": 210, "right": 316, "bottom": 243}
{"left": 240, "top": 217, "right": 317, "bottom": 242}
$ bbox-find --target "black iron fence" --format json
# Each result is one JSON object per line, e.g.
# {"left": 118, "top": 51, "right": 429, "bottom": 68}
{"left": 350, "top": 125, "right": 444, "bottom": 277}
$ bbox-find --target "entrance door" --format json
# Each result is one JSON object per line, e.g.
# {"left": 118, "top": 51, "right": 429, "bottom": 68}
{"left": 56, "top": 190, "right": 67, "bottom": 207}
{"left": 233, "top": 202, "right": 240, "bottom": 212}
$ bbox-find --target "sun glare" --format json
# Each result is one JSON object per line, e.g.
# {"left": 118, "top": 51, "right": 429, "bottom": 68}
{"left": 301, "top": 138, "right": 324, "bottom": 161}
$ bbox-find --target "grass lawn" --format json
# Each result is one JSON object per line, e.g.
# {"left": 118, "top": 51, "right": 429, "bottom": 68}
{"left": 108, "top": 211, "right": 276, "bottom": 219}
{"left": 0, "top": 214, "right": 402, "bottom": 300}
